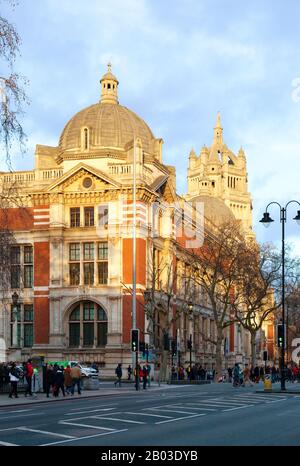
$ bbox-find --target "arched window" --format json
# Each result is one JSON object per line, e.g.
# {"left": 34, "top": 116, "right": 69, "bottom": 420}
{"left": 82, "top": 128, "right": 89, "bottom": 150}
{"left": 68, "top": 301, "right": 108, "bottom": 347}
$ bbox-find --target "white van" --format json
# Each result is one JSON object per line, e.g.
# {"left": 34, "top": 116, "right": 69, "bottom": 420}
{"left": 68, "top": 361, "right": 99, "bottom": 378}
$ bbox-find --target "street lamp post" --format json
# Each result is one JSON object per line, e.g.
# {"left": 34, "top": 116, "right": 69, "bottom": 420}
{"left": 11, "top": 292, "right": 19, "bottom": 347}
{"left": 187, "top": 302, "right": 193, "bottom": 381}
{"left": 260, "top": 201, "right": 300, "bottom": 391}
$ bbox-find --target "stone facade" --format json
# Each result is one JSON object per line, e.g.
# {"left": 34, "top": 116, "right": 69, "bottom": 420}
{"left": 0, "top": 65, "right": 273, "bottom": 372}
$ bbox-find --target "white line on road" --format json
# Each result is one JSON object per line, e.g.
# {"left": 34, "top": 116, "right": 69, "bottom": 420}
{"left": 0, "top": 413, "right": 45, "bottom": 420}
{"left": 65, "top": 408, "right": 116, "bottom": 416}
{"left": 69, "top": 403, "right": 118, "bottom": 411}
{"left": 16, "top": 427, "right": 76, "bottom": 439}
{"left": 92, "top": 416, "right": 145, "bottom": 424}
{"left": 0, "top": 440, "right": 19, "bottom": 446}
{"left": 155, "top": 414, "right": 206, "bottom": 425}
{"left": 59, "top": 421, "right": 115, "bottom": 431}
{"left": 223, "top": 405, "right": 254, "bottom": 412}
{"left": 175, "top": 405, "right": 217, "bottom": 411}
{"left": 4, "top": 409, "right": 33, "bottom": 413}
{"left": 265, "top": 399, "right": 287, "bottom": 404}
{"left": 40, "top": 429, "right": 128, "bottom": 446}
{"left": 146, "top": 408, "right": 199, "bottom": 415}
{"left": 124, "top": 412, "right": 173, "bottom": 419}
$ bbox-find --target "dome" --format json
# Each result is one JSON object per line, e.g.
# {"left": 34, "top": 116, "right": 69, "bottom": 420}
{"left": 191, "top": 195, "right": 235, "bottom": 226}
{"left": 59, "top": 103, "right": 154, "bottom": 153}
{"left": 59, "top": 64, "right": 155, "bottom": 154}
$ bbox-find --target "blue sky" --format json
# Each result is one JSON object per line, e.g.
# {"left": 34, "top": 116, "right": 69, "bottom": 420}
{"left": 1, "top": 0, "right": 300, "bottom": 253}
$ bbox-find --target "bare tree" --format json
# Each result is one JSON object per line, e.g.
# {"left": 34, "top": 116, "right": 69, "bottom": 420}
{"left": 0, "top": 0, "right": 28, "bottom": 166}
{"left": 188, "top": 219, "right": 245, "bottom": 381}
{"left": 232, "top": 242, "right": 281, "bottom": 366}
{"left": 144, "top": 252, "right": 195, "bottom": 381}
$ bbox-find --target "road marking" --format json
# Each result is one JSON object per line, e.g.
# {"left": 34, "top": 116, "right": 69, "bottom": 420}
{"left": 16, "top": 427, "right": 76, "bottom": 439}
{"left": 0, "top": 440, "right": 19, "bottom": 446}
{"left": 0, "top": 413, "right": 45, "bottom": 420}
{"left": 223, "top": 405, "right": 254, "bottom": 412}
{"left": 266, "top": 399, "right": 287, "bottom": 404}
{"left": 59, "top": 421, "right": 115, "bottom": 431}
{"left": 93, "top": 416, "right": 145, "bottom": 424}
{"left": 40, "top": 429, "right": 128, "bottom": 446}
{"left": 69, "top": 403, "right": 118, "bottom": 411}
{"left": 194, "top": 400, "right": 246, "bottom": 407}
{"left": 175, "top": 405, "right": 217, "bottom": 411}
{"left": 156, "top": 413, "right": 206, "bottom": 425}
{"left": 124, "top": 412, "right": 173, "bottom": 419}
{"left": 65, "top": 408, "right": 116, "bottom": 416}
{"left": 224, "top": 397, "right": 262, "bottom": 403}
{"left": 191, "top": 402, "right": 246, "bottom": 408}
{"left": 4, "top": 409, "right": 33, "bottom": 414}
{"left": 146, "top": 408, "right": 199, "bottom": 415}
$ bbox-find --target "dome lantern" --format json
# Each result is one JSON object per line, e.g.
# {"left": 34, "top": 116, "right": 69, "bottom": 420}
{"left": 100, "top": 63, "right": 119, "bottom": 104}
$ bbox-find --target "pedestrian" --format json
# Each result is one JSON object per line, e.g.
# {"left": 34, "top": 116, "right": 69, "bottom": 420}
{"left": 127, "top": 365, "right": 132, "bottom": 380}
{"left": 243, "top": 364, "right": 253, "bottom": 387}
{"left": 45, "top": 364, "right": 55, "bottom": 397}
{"left": 259, "top": 366, "right": 265, "bottom": 382}
{"left": 64, "top": 365, "right": 73, "bottom": 394}
{"left": 24, "top": 359, "right": 34, "bottom": 397}
{"left": 53, "top": 366, "right": 65, "bottom": 397}
{"left": 142, "top": 365, "right": 148, "bottom": 389}
{"left": 70, "top": 363, "right": 82, "bottom": 395}
{"left": 8, "top": 363, "right": 19, "bottom": 398}
{"left": 146, "top": 363, "right": 151, "bottom": 387}
{"left": 254, "top": 365, "right": 260, "bottom": 383}
{"left": 114, "top": 363, "right": 122, "bottom": 387}
{"left": 233, "top": 363, "right": 240, "bottom": 387}
{"left": 227, "top": 367, "right": 233, "bottom": 383}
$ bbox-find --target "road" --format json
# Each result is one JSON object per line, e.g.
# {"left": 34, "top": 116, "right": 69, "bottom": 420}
{"left": 0, "top": 383, "right": 299, "bottom": 446}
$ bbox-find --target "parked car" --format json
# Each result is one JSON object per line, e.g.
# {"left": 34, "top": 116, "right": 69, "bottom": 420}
{"left": 68, "top": 361, "right": 99, "bottom": 378}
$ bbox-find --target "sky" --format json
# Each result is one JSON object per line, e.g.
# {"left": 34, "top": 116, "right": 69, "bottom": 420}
{"left": 1, "top": 0, "right": 300, "bottom": 254}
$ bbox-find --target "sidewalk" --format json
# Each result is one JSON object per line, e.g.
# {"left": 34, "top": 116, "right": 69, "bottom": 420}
{"left": 0, "top": 381, "right": 175, "bottom": 408}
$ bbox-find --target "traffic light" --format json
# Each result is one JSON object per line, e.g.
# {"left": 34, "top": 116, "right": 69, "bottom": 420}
{"left": 171, "top": 339, "right": 177, "bottom": 357}
{"left": 277, "top": 324, "right": 284, "bottom": 348}
{"left": 131, "top": 329, "right": 139, "bottom": 352}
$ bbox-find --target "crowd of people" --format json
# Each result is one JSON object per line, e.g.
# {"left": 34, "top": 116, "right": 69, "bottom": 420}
{"left": 0, "top": 360, "right": 83, "bottom": 399}
{"left": 115, "top": 363, "right": 152, "bottom": 389}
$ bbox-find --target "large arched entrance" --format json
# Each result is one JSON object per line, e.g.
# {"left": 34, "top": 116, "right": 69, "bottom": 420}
{"left": 67, "top": 300, "right": 108, "bottom": 348}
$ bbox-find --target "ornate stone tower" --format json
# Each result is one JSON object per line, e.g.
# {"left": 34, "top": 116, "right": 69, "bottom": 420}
{"left": 186, "top": 112, "right": 253, "bottom": 235}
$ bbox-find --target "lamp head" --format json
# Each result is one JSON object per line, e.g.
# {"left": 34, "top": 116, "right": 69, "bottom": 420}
{"left": 293, "top": 210, "right": 300, "bottom": 226}
{"left": 259, "top": 212, "right": 274, "bottom": 228}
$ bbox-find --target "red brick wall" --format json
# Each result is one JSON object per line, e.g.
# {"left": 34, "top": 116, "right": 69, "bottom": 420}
{"left": 122, "top": 294, "right": 145, "bottom": 343}
{"left": 0, "top": 207, "right": 33, "bottom": 230}
{"left": 34, "top": 242, "right": 50, "bottom": 343}
{"left": 34, "top": 297, "right": 49, "bottom": 344}
{"left": 34, "top": 242, "right": 49, "bottom": 287}
{"left": 122, "top": 238, "right": 146, "bottom": 285}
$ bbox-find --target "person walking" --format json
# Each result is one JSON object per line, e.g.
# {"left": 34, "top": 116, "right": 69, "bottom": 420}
{"left": 114, "top": 363, "right": 122, "bottom": 387}
{"left": 70, "top": 363, "right": 82, "bottom": 395}
{"left": 45, "top": 364, "right": 55, "bottom": 397}
{"left": 146, "top": 363, "right": 151, "bottom": 387}
{"left": 8, "top": 363, "right": 19, "bottom": 398}
{"left": 243, "top": 364, "right": 253, "bottom": 387}
{"left": 127, "top": 365, "right": 132, "bottom": 380}
{"left": 53, "top": 366, "right": 65, "bottom": 397}
{"left": 142, "top": 365, "right": 148, "bottom": 389}
{"left": 24, "top": 359, "right": 33, "bottom": 397}
{"left": 233, "top": 363, "right": 240, "bottom": 387}
{"left": 64, "top": 365, "right": 73, "bottom": 394}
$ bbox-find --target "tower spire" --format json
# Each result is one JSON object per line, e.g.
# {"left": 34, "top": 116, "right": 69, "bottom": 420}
{"left": 100, "top": 63, "right": 119, "bottom": 104}
{"left": 213, "top": 111, "right": 223, "bottom": 145}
